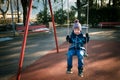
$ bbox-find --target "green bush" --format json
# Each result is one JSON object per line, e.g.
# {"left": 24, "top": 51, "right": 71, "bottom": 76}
{"left": 54, "top": 9, "right": 67, "bottom": 24}
{"left": 89, "top": 7, "right": 120, "bottom": 27}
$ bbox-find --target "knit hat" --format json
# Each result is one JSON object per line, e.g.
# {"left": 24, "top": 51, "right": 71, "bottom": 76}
{"left": 73, "top": 22, "right": 82, "bottom": 30}
{"left": 74, "top": 19, "right": 79, "bottom": 23}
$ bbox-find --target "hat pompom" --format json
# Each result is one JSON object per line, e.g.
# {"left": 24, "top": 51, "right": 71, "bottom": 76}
{"left": 74, "top": 19, "right": 79, "bottom": 23}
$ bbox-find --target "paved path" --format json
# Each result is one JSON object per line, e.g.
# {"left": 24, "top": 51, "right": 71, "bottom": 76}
{"left": 0, "top": 27, "right": 120, "bottom": 80}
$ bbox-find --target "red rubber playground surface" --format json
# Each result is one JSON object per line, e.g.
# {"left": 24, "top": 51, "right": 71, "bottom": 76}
{"left": 10, "top": 40, "right": 120, "bottom": 80}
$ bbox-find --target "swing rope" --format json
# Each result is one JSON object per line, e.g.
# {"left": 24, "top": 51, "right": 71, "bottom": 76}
{"left": 67, "top": 0, "right": 70, "bottom": 35}
{"left": 85, "top": 0, "right": 89, "bottom": 54}
{"left": 66, "top": 0, "right": 89, "bottom": 54}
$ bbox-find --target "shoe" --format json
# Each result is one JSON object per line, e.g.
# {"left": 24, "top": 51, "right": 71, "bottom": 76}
{"left": 78, "top": 67, "right": 83, "bottom": 77}
{"left": 66, "top": 69, "right": 73, "bottom": 74}
{"left": 78, "top": 72, "right": 83, "bottom": 77}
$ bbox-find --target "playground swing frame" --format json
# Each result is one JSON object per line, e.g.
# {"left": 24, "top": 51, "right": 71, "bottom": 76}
{"left": 17, "top": 0, "right": 59, "bottom": 80}
{"left": 16, "top": 0, "right": 89, "bottom": 80}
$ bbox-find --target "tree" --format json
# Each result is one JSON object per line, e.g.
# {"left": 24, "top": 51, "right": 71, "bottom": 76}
{"left": 54, "top": 9, "right": 67, "bottom": 24}
{"left": 70, "top": 0, "right": 87, "bottom": 23}
{"left": 10, "top": 0, "right": 16, "bottom": 36}
{"left": 76, "top": 0, "right": 81, "bottom": 21}
{"left": 76, "top": 0, "right": 88, "bottom": 21}
{"left": 89, "top": 0, "right": 94, "bottom": 8}
{"left": 43, "top": 0, "right": 48, "bottom": 24}
{"left": 12, "top": 0, "right": 20, "bottom": 23}
{"left": 101, "top": 0, "right": 104, "bottom": 7}
{"left": 0, "top": 0, "right": 10, "bottom": 23}
{"left": 69, "top": 7, "right": 76, "bottom": 23}
{"left": 112, "top": 0, "right": 120, "bottom": 7}
{"left": 21, "top": 0, "right": 29, "bottom": 26}
{"left": 35, "top": 0, "right": 48, "bottom": 24}
{"left": 61, "top": 0, "right": 63, "bottom": 10}
{"left": 108, "top": 0, "right": 112, "bottom": 6}
{"left": 16, "top": 0, "right": 20, "bottom": 22}
{"left": 36, "top": 11, "right": 51, "bottom": 24}
{"left": 21, "top": 0, "right": 40, "bottom": 25}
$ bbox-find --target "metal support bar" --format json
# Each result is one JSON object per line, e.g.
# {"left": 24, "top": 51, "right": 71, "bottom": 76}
{"left": 16, "top": 0, "right": 33, "bottom": 80}
{"left": 48, "top": 0, "right": 59, "bottom": 53}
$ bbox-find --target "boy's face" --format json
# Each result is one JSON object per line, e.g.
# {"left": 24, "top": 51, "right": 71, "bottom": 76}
{"left": 73, "top": 28, "right": 81, "bottom": 35}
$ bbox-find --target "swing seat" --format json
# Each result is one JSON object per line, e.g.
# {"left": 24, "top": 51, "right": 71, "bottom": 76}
{"left": 65, "top": 47, "right": 88, "bottom": 57}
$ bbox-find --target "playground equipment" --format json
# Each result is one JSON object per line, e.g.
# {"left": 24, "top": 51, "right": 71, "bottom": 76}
{"left": 16, "top": 0, "right": 59, "bottom": 80}
{"left": 66, "top": 0, "right": 89, "bottom": 53}
{"left": 17, "top": 0, "right": 33, "bottom": 80}
{"left": 16, "top": 0, "right": 89, "bottom": 80}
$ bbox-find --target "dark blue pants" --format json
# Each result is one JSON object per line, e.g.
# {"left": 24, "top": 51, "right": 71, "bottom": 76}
{"left": 67, "top": 49, "right": 84, "bottom": 69}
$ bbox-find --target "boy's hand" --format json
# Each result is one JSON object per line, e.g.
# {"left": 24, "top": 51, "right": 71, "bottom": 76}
{"left": 66, "top": 35, "right": 69, "bottom": 42}
{"left": 86, "top": 33, "right": 89, "bottom": 37}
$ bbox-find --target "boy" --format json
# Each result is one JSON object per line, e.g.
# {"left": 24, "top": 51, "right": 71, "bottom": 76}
{"left": 66, "top": 22, "right": 89, "bottom": 77}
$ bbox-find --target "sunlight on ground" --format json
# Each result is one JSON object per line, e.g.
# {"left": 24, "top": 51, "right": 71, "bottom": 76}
{"left": 25, "top": 51, "right": 48, "bottom": 57}
{"left": 0, "top": 37, "right": 13, "bottom": 42}
{"left": 90, "top": 31, "right": 115, "bottom": 35}
{"left": 0, "top": 53, "right": 19, "bottom": 60}
{"left": 92, "top": 44, "right": 104, "bottom": 48}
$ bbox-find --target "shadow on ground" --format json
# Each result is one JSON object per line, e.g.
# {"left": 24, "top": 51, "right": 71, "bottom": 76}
{"left": 10, "top": 40, "right": 120, "bottom": 80}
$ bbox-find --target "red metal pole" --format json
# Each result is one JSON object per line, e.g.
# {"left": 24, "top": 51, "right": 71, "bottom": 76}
{"left": 16, "top": 0, "right": 33, "bottom": 80}
{"left": 48, "top": 0, "right": 59, "bottom": 53}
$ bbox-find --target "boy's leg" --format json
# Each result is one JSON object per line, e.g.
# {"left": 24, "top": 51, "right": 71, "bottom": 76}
{"left": 76, "top": 50, "right": 84, "bottom": 77}
{"left": 78, "top": 67, "right": 83, "bottom": 77}
{"left": 66, "top": 49, "right": 75, "bottom": 74}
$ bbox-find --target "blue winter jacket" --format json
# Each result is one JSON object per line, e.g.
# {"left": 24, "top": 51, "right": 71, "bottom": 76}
{"left": 68, "top": 31, "right": 89, "bottom": 50}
